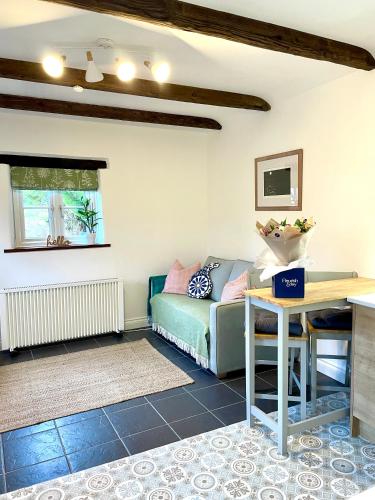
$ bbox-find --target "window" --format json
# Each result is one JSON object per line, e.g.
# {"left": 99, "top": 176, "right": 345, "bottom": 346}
{"left": 13, "top": 189, "right": 103, "bottom": 247}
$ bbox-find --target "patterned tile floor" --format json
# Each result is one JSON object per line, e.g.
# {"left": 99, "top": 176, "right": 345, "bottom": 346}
{"left": 0, "top": 328, "right": 345, "bottom": 494}
{"left": 1, "top": 393, "right": 374, "bottom": 499}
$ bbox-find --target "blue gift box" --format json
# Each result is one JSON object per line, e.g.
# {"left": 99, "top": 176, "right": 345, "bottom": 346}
{"left": 272, "top": 268, "right": 305, "bottom": 298}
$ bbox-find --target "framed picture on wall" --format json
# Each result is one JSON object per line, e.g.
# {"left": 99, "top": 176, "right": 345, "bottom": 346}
{"left": 255, "top": 149, "right": 303, "bottom": 211}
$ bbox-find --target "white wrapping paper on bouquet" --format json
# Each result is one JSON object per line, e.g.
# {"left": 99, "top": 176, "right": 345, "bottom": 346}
{"left": 255, "top": 219, "right": 315, "bottom": 282}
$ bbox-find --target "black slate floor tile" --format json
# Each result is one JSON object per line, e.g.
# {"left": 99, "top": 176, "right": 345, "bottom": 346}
{"left": 58, "top": 415, "right": 117, "bottom": 454}
{"left": 225, "top": 377, "right": 246, "bottom": 397}
{"left": 67, "top": 440, "right": 128, "bottom": 473}
{"left": 256, "top": 397, "right": 279, "bottom": 414}
{"left": 146, "top": 387, "right": 186, "bottom": 402}
{"left": 151, "top": 393, "right": 206, "bottom": 423}
{"left": 213, "top": 401, "right": 246, "bottom": 425}
{"left": 55, "top": 408, "right": 104, "bottom": 427}
{"left": 190, "top": 384, "right": 243, "bottom": 410}
{"left": 108, "top": 404, "right": 165, "bottom": 438}
{"left": 153, "top": 344, "right": 185, "bottom": 360}
{"left": 170, "top": 355, "right": 200, "bottom": 372}
{"left": 3, "top": 429, "right": 65, "bottom": 472}
{"left": 2, "top": 421, "right": 55, "bottom": 441}
{"left": 171, "top": 412, "right": 223, "bottom": 439}
{"left": 317, "top": 371, "right": 345, "bottom": 388}
{"left": 123, "top": 425, "right": 179, "bottom": 454}
{"left": 220, "top": 369, "right": 246, "bottom": 381}
{"left": 103, "top": 397, "right": 148, "bottom": 414}
{"left": 225, "top": 375, "right": 275, "bottom": 398}
{"left": 255, "top": 375, "right": 277, "bottom": 392}
{"left": 184, "top": 369, "right": 220, "bottom": 391}
{"left": 257, "top": 369, "right": 278, "bottom": 388}
{"left": 31, "top": 343, "right": 68, "bottom": 359}
{"left": 125, "top": 330, "right": 159, "bottom": 344}
{"left": 95, "top": 333, "right": 128, "bottom": 347}
{"left": 5, "top": 457, "right": 69, "bottom": 492}
{"left": 0, "top": 349, "right": 32, "bottom": 366}
{"left": 65, "top": 337, "right": 99, "bottom": 353}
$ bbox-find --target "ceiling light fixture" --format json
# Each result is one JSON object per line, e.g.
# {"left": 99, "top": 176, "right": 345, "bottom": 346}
{"left": 41, "top": 40, "right": 172, "bottom": 86}
{"left": 85, "top": 51, "right": 103, "bottom": 83}
{"left": 116, "top": 60, "right": 136, "bottom": 82}
{"left": 42, "top": 54, "right": 65, "bottom": 78}
{"left": 145, "top": 61, "right": 170, "bottom": 83}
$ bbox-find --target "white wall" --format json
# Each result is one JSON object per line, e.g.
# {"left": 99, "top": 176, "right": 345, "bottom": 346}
{"left": 207, "top": 69, "right": 375, "bottom": 380}
{"left": 0, "top": 111, "right": 211, "bottom": 329}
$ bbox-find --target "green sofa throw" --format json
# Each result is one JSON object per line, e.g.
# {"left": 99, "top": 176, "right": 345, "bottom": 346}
{"left": 150, "top": 293, "right": 214, "bottom": 368}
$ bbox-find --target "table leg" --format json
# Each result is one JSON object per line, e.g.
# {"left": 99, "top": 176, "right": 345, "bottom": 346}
{"left": 310, "top": 335, "right": 317, "bottom": 414}
{"left": 277, "top": 307, "right": 289, "bottom": 455}
{"left": 300, "top": 341, "right": 307, "bottom": 420}
{"left": 245, "top": 297, "right": 255, "bottom": 426}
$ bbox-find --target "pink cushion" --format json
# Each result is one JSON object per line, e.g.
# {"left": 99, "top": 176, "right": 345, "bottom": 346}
{"left": 221, "top": 271, "right": 248, "bottom": 301}
{"left": 163, "top": 260, "right": 201, "bottom": 294}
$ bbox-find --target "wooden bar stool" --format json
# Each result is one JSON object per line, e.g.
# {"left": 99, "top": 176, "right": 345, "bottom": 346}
{"left": 307, "top": 320, "right": 352, "bottom": 413}
{"left": 255, "top": 331, "right": 308, "bottom": 420}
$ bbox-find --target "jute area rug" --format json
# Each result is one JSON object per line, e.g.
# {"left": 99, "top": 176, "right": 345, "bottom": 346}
{"left": 0, "top": 339, "right": 193, "bottom": 433}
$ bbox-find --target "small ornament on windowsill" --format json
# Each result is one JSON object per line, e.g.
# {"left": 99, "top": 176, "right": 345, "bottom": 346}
{"left": 46, "top": 235, "right": 71, "bottom": 247}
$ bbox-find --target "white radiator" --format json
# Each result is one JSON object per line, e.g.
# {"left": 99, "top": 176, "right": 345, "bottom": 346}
{"left": 0, "top": 279, "right": 124, "bottom": 350}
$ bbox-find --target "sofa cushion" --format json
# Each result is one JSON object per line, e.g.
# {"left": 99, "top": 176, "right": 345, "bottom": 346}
{"left": 163, "top": 260, "right": 201, "bottom": 294}
{"left": 221, "top": 271, "right": 248, "bottom": 301}
{"left": 150, "top": 293, "right": 214, "bottom": 366}
{"left": 204, "top": 256, "right": 235, "bottom": 302}
{"left": 307, "top": 308, "right": 352, "bottom": 330}
{"left": 229, "top": 259, "right": 255, "bottom": 282}
{"left": 188, "top": 263, "right": 220, "bottom": 299}
{"left": 255, "top": 310, "right": 303, "bottom": 336}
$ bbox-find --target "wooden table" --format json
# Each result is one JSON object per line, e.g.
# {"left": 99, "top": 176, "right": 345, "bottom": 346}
{"left": 245, "top": 277, "right": 375, "bottom": 455}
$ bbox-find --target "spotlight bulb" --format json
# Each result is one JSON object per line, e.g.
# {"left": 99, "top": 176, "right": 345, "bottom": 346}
{"left": 152, "top": 62, "right": 170, "bottom": 83}
{"left": 117, "top": 62, "right": 136, "bottom": 82}
{"left": 42, "top": 55, "right": 64, "bottom": 78}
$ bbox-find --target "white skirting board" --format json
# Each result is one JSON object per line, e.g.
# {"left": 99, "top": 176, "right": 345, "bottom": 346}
{"left": 124, "top": 316, "right": 149, "bottom": 330}
{"left": 317, "top": 359, "right": 346, "bottom": 384}
{"left": 317, "top": 338, "right": 347, "bottom": 384}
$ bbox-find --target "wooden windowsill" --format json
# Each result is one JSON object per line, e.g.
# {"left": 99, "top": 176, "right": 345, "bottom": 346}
{"left": 4, "top": 244, "right": 111, "bottom": 253}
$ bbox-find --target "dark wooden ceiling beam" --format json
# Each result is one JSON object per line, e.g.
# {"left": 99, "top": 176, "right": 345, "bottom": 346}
{"left": 0, "top": 58, "right": 270, "bottom": 111}
{"left": 0, "top": 93, "right": 222, "bottom": 129}
{"left": 41, "top": 0, "right": 375, "bottom": 71}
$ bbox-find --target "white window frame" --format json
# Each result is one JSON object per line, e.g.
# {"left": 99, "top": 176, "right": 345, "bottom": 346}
{"left": 12, "top": 190, "right": 100, "bottom": 247}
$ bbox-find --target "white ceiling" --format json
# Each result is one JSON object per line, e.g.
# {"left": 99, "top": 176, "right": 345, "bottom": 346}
{"left": 0, "top": 0, "right": 374, "bottom": 120}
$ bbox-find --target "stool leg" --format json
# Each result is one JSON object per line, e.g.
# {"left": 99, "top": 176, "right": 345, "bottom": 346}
{"left": 306, "top": 334, "right": 311, "bottom": 386}
{"left": 310, "top": 335, "right": 318, "bottom": 414}
{"left": 289, "top": 347, "right": 295, "bottom": 395}
{"left": 345, "top": 340, "right": 352, "bottom": 387}
{"left": 300, "top": 342, "right": 307, "bottom": 420}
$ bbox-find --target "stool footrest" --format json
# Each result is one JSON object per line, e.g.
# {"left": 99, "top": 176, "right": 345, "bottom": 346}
{"left": 317, "top": 385, "right": 350, "bottom": 392}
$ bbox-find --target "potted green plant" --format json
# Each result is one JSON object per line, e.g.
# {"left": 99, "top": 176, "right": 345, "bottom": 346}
{"left": 74, "top": 197, "right": 101, "bottom": 245}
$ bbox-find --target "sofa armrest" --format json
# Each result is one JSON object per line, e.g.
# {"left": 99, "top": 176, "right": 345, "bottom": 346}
{"left": 147, "top": 275, "right": 167, "bottom": 319}
{"left": 209, "top": 299, "right": 246, "bottom": 376}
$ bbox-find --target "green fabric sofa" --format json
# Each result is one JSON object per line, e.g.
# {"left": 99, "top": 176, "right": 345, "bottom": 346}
{"left": 150, "top": 260, "right": 357, "bottom": 377}
{"left": 150, "top": 256, "right": 263, "bottom": 377}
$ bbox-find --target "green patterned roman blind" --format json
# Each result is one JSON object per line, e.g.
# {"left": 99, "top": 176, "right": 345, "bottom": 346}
{"left": 10, "top": 167, "right": 99, "bottom": 191}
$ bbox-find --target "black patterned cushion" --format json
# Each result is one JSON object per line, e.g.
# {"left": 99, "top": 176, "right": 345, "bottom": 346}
{"left": 188, "top": 263, "right": 220, "bottom": 299}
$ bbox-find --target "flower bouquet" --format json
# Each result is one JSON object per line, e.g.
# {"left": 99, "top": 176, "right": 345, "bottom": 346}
{"left": 255, "top": 217, "right": 316, "bottom": 297}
